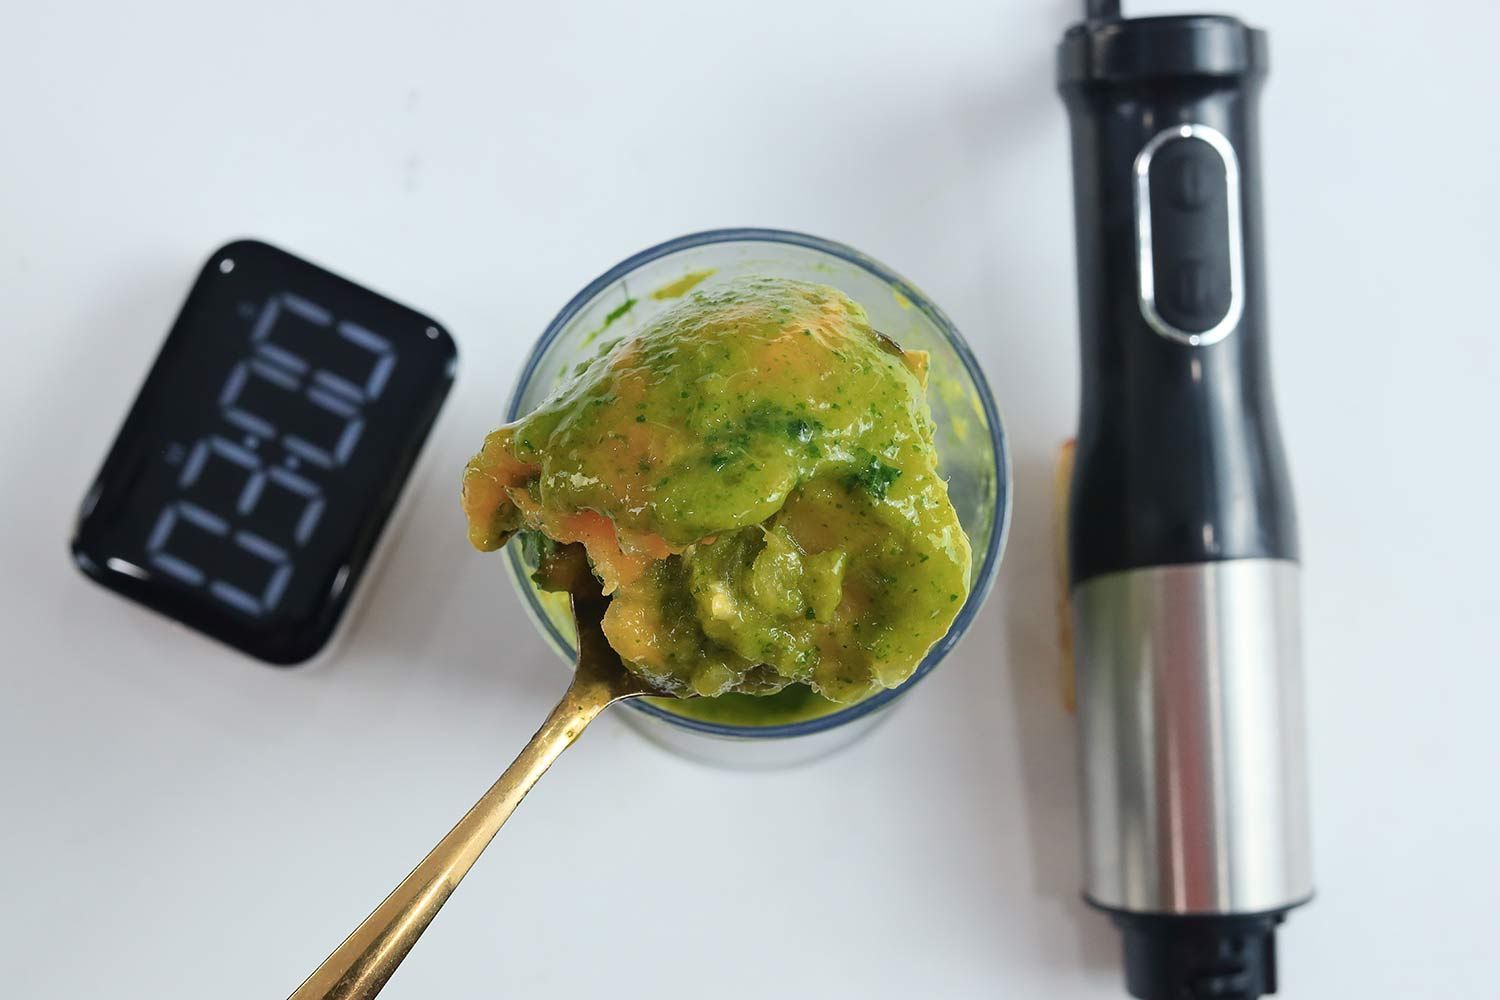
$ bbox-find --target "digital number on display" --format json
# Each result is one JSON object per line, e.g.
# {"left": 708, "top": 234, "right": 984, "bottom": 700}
{"left": 147, "top": 293, "right": 396, "bottom": 619}
{"left": 72, "top": 240, "right": 457, "bottom": 664}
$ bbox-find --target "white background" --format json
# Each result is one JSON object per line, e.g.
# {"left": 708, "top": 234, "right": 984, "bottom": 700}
{"left": 3, "top": 1, "right": 1497, "bottom": 997}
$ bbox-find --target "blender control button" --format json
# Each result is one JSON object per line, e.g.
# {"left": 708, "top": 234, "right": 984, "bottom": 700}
{"left": 1150, "top": 139, "right": 1231, "bottom": 331}
{"left": 1166, "top": 257, "right": 1220, "bottom": 318}
{"left": 1165, "top": 151, "right": 1215, "bottom": 210}
{"left": 1135, "top": 124, "right": 1245, "bottom": 346}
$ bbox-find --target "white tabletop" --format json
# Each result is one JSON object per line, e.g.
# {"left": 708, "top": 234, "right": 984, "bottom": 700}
{"left": 3, "top": 2, "right": 1497, "bottom": 997}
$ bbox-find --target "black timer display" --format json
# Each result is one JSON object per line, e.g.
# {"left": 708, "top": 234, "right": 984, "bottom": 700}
{"left": 72, "top": 240, "right": 457, "bottom": 664}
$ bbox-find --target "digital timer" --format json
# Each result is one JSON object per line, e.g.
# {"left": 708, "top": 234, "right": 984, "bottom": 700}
{"left": 71, "top": 240, "right": 457, "bottom": 664}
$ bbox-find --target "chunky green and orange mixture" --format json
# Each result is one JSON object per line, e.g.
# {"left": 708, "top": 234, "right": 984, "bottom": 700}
{"left": 462, "top": 277, "right": 970, "bottom": 705}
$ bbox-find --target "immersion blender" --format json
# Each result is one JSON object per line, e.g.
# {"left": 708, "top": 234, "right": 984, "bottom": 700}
{"left": 1056, "top": 3, "right": 1312, "bottom": 998}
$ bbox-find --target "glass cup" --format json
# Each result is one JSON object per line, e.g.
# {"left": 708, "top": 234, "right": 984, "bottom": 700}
{"left": 504, "top": 229, "right": 1010, "bottom": 766}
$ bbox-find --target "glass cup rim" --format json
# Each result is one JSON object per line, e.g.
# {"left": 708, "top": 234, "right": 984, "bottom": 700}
{"left": 504, "top": 227, "right": 1012, "bottom": 739}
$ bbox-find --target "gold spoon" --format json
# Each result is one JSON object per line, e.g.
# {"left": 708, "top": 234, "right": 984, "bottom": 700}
{"left": 288, "top": 544, "right": 665, "bottom": 1000}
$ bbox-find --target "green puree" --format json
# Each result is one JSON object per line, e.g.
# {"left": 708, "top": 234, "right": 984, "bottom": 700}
{"left": 524, "top": 586, "right": 848, "bottom": 725}
{"left": 463, "top": 277, "right": 971, "bottom": 713}
{"left": 646, "top": 683, "right": 839, "bottom": 727}
{"left": 651, "top": 268, "right": 715, "bottom": 300}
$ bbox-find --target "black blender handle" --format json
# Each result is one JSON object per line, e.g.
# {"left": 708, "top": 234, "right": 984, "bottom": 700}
{"left": 1058, "top": 11, "right": 1297, "bottom": 587}
{"left": 1058, "top": 14, "right": 1312, "bottom": 1000}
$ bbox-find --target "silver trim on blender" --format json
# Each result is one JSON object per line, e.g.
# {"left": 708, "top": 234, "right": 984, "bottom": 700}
{"left": 1072, "top": 559, "right": 1313, "bottom": 913}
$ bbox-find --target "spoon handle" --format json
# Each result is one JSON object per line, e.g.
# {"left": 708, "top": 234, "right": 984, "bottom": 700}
{"left": 287, "top": 676, "right": 615, "bottom": 1000}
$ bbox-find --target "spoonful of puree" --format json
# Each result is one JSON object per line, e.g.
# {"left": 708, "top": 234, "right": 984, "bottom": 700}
{"left": 287, "top": 277, "right": 971, "bottom": 998}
